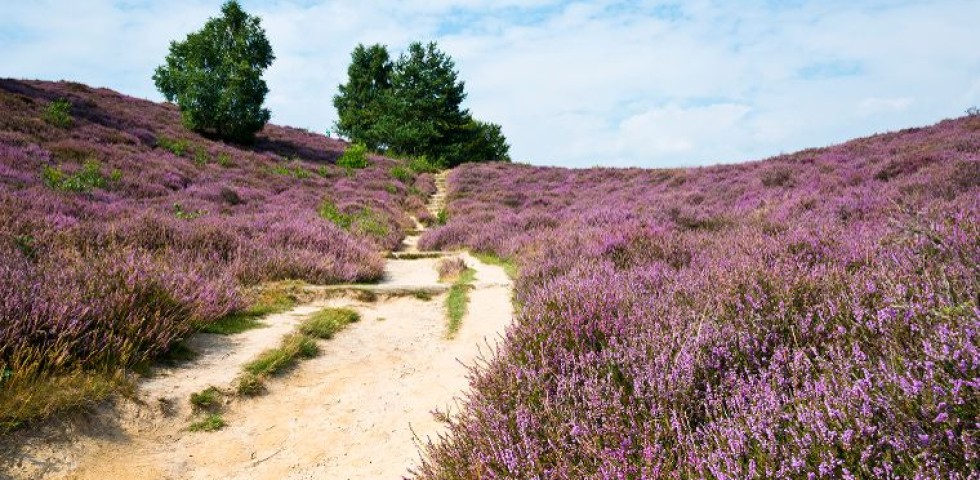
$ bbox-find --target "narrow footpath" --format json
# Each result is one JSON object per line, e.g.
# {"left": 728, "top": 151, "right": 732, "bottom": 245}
{"left": 2, "top": 170, "right": 513, "bottom": 480}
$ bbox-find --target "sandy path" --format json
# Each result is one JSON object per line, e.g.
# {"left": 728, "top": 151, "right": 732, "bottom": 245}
{"left": 1, "top": 170, "right": 512, "bottom": 480}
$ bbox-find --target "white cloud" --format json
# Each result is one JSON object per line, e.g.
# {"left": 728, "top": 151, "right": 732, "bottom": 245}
{"left": 2, "top": 0, "right": 979, "bottom": 168}
{"left": 858, "top": 97, "right": 914, "bottom": 116}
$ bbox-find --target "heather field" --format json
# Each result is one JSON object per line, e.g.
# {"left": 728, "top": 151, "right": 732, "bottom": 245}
{"left": 417, "top": 116, "right": 980, "bottom": 478}
{"left": 0, "top": 79, "right": 433, "bottom": 426}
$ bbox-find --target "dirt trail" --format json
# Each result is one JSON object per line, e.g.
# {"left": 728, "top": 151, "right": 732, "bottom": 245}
{"left": 1, "top": 170, "right": 512, "bottom": 480}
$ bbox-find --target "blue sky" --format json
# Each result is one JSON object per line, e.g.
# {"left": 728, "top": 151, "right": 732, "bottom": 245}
{"left": 2, "top": 0, "right": 978, "bottom": 168}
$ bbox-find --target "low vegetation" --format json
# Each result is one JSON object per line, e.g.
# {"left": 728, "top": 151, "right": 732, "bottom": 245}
{"left": 299, "top": 308, "right": 360, "bottom": 339}
{"left": 0, "top": 78, "right": 431, "bottom": 429}
{"left": 417, "top": 116, "right": 980, "bottom": 478}
{"left": 242, "top": 333, "right": 318, "bottom": 378}
{"left": 188, "top": 413, "right": 226, "bottom": 432}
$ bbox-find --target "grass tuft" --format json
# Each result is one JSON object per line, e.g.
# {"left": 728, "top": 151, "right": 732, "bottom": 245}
{"left": 299, "top": 308, "right": 360, "bottom": 339}
{"left": 188, "top": 413, "right": 226, "bottom": 432}
{"left": 189, "top": 386, "right": 222, "bottom": 410}
{"left": 242, "top": 333, "right": 318, "bottom": 378}
{"left": 446, "top": 268, "right": 476, "bottom": 337}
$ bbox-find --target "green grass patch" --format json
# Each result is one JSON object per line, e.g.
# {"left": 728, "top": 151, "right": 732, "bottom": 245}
{"left": 242, "top": 333, "right": 318, "bottom": 378}
{"left": 299, "top": 308, "right": 360, "bottom": 339}
{"left": 446, "top": 268, "right": 476, "bottom": 338}
{"left": 189, "top": 413, "right": 226, "bottom": 432}
{"left": 472, "top": 252, "right": 518, "bottom": 279}
{"left": 189, "top": 386, "right": 222, "bottom": 410}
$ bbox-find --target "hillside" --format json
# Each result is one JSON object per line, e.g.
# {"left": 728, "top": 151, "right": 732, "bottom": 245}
{"left": 417, "top": 117, "right": 980, "bottom": 477}
{"left": 0, "top": 79, "right": 435, "bottom": 427}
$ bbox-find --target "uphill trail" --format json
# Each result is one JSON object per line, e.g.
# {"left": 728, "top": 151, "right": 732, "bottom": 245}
{"left": 1, "top": 170, "right": 513, "bottom": 480}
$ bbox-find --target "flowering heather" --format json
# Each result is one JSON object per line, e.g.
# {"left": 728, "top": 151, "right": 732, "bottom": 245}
{"left": 0, "top": 79, "right": 431, "bottom": 415}
{"left": 417, "top": 117, "right": 980, "bottom": 478}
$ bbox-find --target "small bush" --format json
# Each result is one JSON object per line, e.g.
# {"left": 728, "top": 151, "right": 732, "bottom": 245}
{"left": 967, "top": 106, "right": 980, "bottom": 117}
{"left": 220, "top": 187, "right": 244, "bottom": 205}
{"left": 42, "top": 99, "right": 73, "bottom": 128}
{"left": 267, "top": 160, "right": 312, "bottom": 179}
{"left": 391, "top": 165, "right": 413, "bottom": 183}
{"left": 337, "top": 143, "right": 369, "bottom": 169}
{"left": 217, "top": 152, "right": 234, "bottom": 167}
{"left": 41, "top": 159, "right": 116, "bottom": 193}
{"left": 437, "top": 257, "right": 467, "bottom": 283}
{"left": 235, "top": 372, "right": 265, "bottom": 396}
{"left": 299, "top": 307, "right": 360, "bottom": 339}
{"left": 318, "top": 199, "right": 389, "bottom": 238}
{"left": 193, "top": 147, "right": 211, "bottom": 166}
{"left": 189, "top": 413, "right": 226, "bottom": 432}
{"left": 156, "top": 136, "right": 190, "bottom": 156}
{"left": 436, "top": 209, "right": 448, "bottom": 225}
{"left": 172, "top": 202, "right": 205, "bottom": 220}
{"left": 409, "top": 155, "right": 441, "bottom": 173}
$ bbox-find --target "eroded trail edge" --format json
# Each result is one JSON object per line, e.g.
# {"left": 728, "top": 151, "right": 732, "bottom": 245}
{"left": 2, "top": 170, "right": 513, "bottom": 480}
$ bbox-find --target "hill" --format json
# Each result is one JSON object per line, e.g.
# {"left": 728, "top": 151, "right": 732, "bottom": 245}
{"left": 0, "top": 79, "right": 434, "bottom": 427}
{"left": 417, "top": 116, "right": 980, "bottom": 477}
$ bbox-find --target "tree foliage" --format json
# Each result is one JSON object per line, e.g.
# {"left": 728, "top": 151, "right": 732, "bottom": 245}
{"left": 153, "top": 1, "right": 274, "bottom": 144}
{"left": 332, "top": 44, "right": 392, "bottom": 151}
{"left": 334, "top": 42, "right": 510, "bottom": 167}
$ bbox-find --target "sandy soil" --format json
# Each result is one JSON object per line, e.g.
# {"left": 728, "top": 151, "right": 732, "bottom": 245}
{"left": 1, "top": 171, "right": 512, "bottom": 480}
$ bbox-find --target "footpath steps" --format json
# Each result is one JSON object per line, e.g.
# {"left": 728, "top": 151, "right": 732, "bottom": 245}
{"left": 427, "top": 171, "right": 450, "bottom": 217}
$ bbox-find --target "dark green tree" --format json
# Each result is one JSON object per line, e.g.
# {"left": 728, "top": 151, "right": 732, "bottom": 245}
{"left": 333, "top": 44, "right": 393, "bottom": 151}
{"left": 381, "top": 42, "right": 469, "bottom": 164}
{"left": 447, "top": 117, "right": 511, "bottom": 166}
{"left": 333, "top": 41, "right": 510, "bottom": 166}
{"left": 153, "top": 1, "right": 274, "bottom": 144}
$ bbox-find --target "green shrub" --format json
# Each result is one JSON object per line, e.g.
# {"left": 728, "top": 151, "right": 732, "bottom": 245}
{"left": 409, "top": 155, "right": 442, "bottom": 173}
{"left": 156, "top": 136, "right": 190, "bottom": 157}
{"left": 217, "top": 152, "right": 234, "bottom": 167}
{"left": 42, "top": 99, "right": 73, "bottom": 128}
{"left": 266, "top": 160, "right": 312, "bottom": 179}
{"left": 390, "top": 165, "right": 413, "bottom": 183}
{"left": 337, "top": 143, "right": 369, "bottom": 169}
{"left": 172, "top": 203, "right": 205, "bottom": 220}
{"left": 317, "top": 199, "right": 389, "bottom": 238}
{"left": 193, "top": 147, "right": 211, "bottom": 166}
{"left": 41, "top": 160, "right": 117, "bottom": 193}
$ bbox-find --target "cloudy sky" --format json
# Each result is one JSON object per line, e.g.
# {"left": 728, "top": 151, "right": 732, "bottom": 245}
{"left": 2, "top": 0, "right": 979, "bottom": 167}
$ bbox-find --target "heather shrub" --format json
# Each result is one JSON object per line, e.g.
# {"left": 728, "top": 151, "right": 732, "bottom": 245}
{"left": 436, "top": 256, "right": 467, "bottom": 282}
{"left": 0, "top": 78, "right": 417, "bottom": 427}
{"left": 415, "top": 116, "right": 980, "bottom": 478}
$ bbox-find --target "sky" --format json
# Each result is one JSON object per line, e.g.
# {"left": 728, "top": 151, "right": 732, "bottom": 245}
{"left": 2, "top": 0, "right": 979, "bottom": 168}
